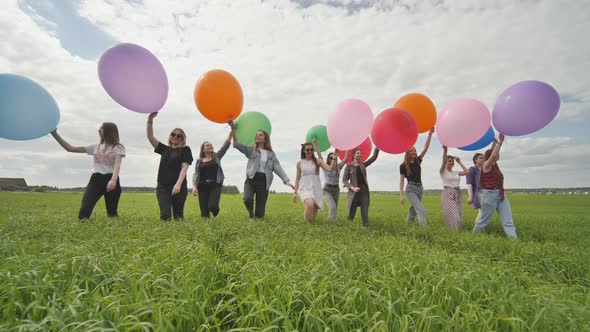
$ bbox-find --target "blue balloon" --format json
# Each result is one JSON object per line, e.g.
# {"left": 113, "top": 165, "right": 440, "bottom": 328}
{"left": 0, "top": 74, "right": 60, "bottom": 140}
{"left": 458, "top": 126, "right": 495, "bottom": 151}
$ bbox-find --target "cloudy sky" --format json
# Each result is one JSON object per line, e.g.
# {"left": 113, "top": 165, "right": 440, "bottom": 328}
{"left": 1, "top": 0, "right": 589, "bottom": 192}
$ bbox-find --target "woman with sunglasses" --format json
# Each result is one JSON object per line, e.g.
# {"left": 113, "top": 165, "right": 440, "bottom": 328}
{"left": 147, "top": 112, "right": 193, "bottom": 221}
{"left": 230, "top": 122, "right": 294, "bottom": 219}
{"left": 192, "top": 131, "right": 232, "bottom": 218}
{"left": 342, "top": 147, "right": 380, "bottom": 227}
{"left": 50, "top": 123, "right": 125, "bottom": 220}
{"left": 439, "top": 146, "right": 469, "bottom": 230}
{"left": 293, "top": 140, "right": 337, "bottom": 221}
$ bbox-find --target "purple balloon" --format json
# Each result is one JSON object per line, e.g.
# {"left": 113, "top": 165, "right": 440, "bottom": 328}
{"left": 98, "top": 43, "right": 168, "bottom": 113}
{"left": 492, "top": 80, "right": 560, "bottom": 136}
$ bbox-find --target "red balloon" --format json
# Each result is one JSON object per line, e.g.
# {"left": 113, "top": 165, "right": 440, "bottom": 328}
{"left": 338, "top": 137, "right": 372, "bottom": 163}
{"left": 371, "top": 108, "right": 418, "bottom": 154}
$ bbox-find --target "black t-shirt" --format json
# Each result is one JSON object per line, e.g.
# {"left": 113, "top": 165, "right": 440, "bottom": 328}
{"left": 354, "top": 166, "right": 366, "bottom": 187}
{"left": 199, "top": 159, "right": 218, "bottom": 182}
{"left": 155, "top": 142, "right": 193, "bottom": 186}
{"left": 399, "top": 157, "right": 422, "bottom": 183}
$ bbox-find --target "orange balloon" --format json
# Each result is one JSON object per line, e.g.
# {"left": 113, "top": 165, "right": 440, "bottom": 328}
{"left": 194, "top": 69, "right": 243, "bottom": 123}
{"left": 394, "top": 93, "right": 437, "bottom": 133}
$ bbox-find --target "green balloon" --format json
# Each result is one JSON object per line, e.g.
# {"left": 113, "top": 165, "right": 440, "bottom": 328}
{"left": 305, "top": 125, "right": 331, "bottom": 152}
{"left": 235, "top": 111, "right": 272, "bottom": 145}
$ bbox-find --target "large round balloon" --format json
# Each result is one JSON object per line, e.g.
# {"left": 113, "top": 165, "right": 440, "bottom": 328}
{"left": 98, "top": 43, "right": 168, "bottom": 113}
{"left": 436, "top": 98, "right": 490, "bottom": 148}
{"left": 327, "top": 99, "right": 373, "bottom": 150}
{"left": 338, "top": 137, "right": 372, "bottom": 164}
{"left": 371, "top": 108, "right": 418, "bottom": 154}
{"left": 492, "top": 80, "right": 560, "bottom": 136}
{"left": 235, "top": 112, "right": 271, "bottom": 145}
{"left": 194, "top": 69, "right": 243, "bottom": 123}
{"left": 305, "top": 125, "right": 331, "bottom": 152}
{"left": 394, "top": 93, "right": 437, "bottom": 133}
{"left": 458, "top": 126, "right": 495, "bottom": 151}
{"left": 0, "top": 74, "right": 60, "bottom": 140}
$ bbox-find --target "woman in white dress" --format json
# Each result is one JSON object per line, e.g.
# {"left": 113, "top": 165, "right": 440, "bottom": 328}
{"left": 293, "top": 140, "right": 334, "bottom": 221}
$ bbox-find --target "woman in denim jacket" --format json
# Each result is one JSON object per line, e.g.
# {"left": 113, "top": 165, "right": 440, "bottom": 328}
{"left": 230, "top": 123, "right": 294, "bottom": 218}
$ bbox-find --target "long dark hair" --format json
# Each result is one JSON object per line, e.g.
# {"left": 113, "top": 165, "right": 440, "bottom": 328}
{"left": 480, "top": 149, "right": 503, "bottom": 187}
{"left": 199, "top": 141, "right": 214, "bottom": 159}
{"left": 300, "top": 142, "right": 319, "bottom": 173}
{"left": 256, "top": 130, "right": 273, "bottom": 152}
{"left": 100, "top": 122, "right": 122, "bottom": 149}
{"left": 402, "top": 148, "right": 414, "bottom": 176}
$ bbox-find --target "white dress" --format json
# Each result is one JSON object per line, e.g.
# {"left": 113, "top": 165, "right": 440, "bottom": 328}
{"left": 297, "top": 159, "right": 323, "bottom": 209}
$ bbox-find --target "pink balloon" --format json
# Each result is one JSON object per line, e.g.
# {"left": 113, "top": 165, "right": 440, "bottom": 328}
{"left": 338, "top": 137, "right": 372, "bottom": 164}
{"left": 327, "top": 99, "right": 374, "bottom": 150}
{"left": 436, "top": 98, "right": 490, "bottom": 148}
{"left": 371, "top": 108, "right": 418, "bottom": 154}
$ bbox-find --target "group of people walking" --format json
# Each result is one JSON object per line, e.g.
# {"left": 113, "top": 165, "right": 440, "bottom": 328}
{"left": 49, "top": 116, "right": 517, "bottom": 239}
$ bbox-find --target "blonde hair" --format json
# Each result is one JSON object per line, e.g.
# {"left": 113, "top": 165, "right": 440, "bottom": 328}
{"left": 167, "top": 128, "right": 187, "bottom": 147}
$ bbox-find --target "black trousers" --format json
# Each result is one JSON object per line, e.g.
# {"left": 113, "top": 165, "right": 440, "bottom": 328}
{"left": 156, "top": 183, "right": 188, "bottom": 220}
{"left": 79, "top": 173, "right": 121, "bottom": 220}
{"left": 348, "top": 184, "right": 370, "bottom": 227}
{"left": 197, "top": 181, "right": 222, "bottom": 218}
{"left": 243, "top": 173, "right": 268, "bottom": 218}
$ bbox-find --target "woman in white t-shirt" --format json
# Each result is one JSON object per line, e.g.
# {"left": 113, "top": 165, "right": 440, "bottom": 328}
{"left": 439, "top": 146, "right": 469, "bottom": 230}
{"left": 51, "top": 123, "right": 125, "bottom": 220}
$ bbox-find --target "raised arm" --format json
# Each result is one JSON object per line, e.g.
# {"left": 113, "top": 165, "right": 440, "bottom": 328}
{"left": 146, "top": 113, "right": 159, "bottom": 149}
{"left": 50, "top": 129, "right": 86, "bottom": 153}
{"left": 216, "top": 132, "right": 232, "bottom": 160}
{"left": 456, "top": 157, "right": 469, "bottom": 176}
{"left": 483, "top": 133, "right": 504, "bottom": 172}
{"left": 440, "top": 146, "right": 448, "bottom": 173}
{"left": 327, "top": 149, "right": 340, "bottom": 172}
{"left": 312, "top": 138, "right": 323, "bottom": 160}
{"left": 338, "top": 150, "right": 349, "bottom": 169}
{"left": 363, "top": 148, "right": 380, "bottom": 167}
{"left": 418, "top": 128, "right": 435, "bottom": 160}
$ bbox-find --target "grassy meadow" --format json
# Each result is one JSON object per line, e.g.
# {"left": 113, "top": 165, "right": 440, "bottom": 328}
{"left": 0, "top": 191, "right": 589, "bottom": 331}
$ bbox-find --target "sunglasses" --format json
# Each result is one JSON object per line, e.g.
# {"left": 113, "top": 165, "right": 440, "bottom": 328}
{"left": 170, "top": 133, "right": 184, "bottom": 139}
{"left": 305, "top": 148, "right": 314, "bottom": 152}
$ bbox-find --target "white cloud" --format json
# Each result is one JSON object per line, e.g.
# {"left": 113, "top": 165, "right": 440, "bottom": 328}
{"left": 1, "top": 0, "right": 589, "bottom": 191}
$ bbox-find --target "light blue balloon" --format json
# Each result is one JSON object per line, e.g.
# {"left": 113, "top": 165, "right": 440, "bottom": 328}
{"left": 458, "top": 126, "right": 495, "bottom": 151}
{"left": 0, "top": 74, "right": 60, "bottom": 140}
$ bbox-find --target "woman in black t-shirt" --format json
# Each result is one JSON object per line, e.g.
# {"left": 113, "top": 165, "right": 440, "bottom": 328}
{"left": 147, "top": 113, "right": 193, "bottom": 221}
{"left": 192, "top": 131, "right": 232, "bottom": 218}
{"left": 399, "top": 129, "right": 434, "bottom": 226}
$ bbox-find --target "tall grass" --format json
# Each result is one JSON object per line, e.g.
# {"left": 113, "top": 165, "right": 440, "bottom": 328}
{"left": 1, "top": 192, "right": 589, "bottom": 331}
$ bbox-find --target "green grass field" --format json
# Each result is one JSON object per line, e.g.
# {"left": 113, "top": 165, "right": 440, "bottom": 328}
{"left": 1, "top": 192, "right": 589, "bottom": 331}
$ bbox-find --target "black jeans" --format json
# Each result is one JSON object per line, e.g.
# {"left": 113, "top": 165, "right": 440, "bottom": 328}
{"left": 79, "top": 173, "right": 121, "bottom": 220}
{"left": 197, "top": 181, "right": 222, "bottom": 218}
{"left": 348, "top": 184, "right": 370, "bottom": 227}
{"left": 243, "top": 173, "right": 268, "bottom": 218}
{"left": 156, "top": 183, "right": 188, "bottom": 220}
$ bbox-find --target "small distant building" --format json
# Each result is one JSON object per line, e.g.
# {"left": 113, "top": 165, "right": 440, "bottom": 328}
{"left": 0, "top": 178, "right": 29, "bottom": 191}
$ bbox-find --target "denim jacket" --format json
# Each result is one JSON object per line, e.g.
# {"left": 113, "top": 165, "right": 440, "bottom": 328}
{"left": 233, "top": 142, "right": 290, "bottom": 190}
{"left": 192, "top": 140, "right": 230, "bottom": 186}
